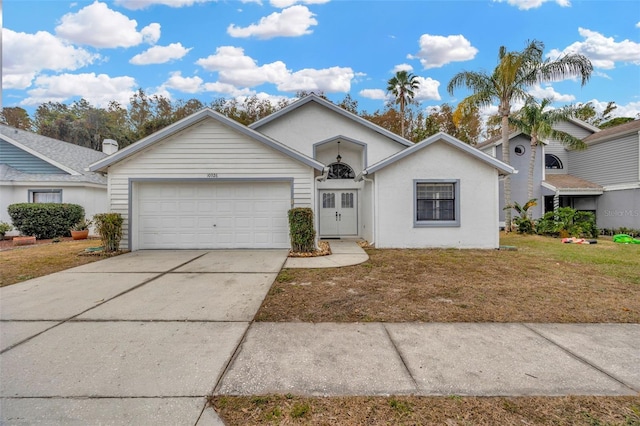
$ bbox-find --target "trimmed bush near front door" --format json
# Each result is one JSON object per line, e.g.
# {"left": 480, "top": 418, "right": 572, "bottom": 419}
{"left": 288, "top": 208, "right": 316, "bottom": 253}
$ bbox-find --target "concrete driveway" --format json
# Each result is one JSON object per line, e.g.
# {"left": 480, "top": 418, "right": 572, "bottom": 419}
{"left": 0, "top": 249, "right": 288, "bottom": 425}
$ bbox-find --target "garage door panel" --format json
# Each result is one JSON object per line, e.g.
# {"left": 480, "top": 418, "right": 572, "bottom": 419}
{"left": 137, "top": 181, "right": 291, "bottom": 249}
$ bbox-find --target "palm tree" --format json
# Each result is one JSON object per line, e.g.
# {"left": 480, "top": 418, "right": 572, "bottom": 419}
{"left": 387, "top": 70, "right": 420, "bottom": 138}
{"left": 510, "top": 97, "right": 587, "bottom": 205}
{"left": 447, "top": 40, "right": 592, "bottom": 230}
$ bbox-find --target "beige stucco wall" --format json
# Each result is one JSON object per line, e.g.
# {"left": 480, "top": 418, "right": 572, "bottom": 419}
{"left": 374, "top": 140, "right": 501, "bottom": 249}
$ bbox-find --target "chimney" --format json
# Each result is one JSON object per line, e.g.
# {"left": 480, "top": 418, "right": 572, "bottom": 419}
{"left": 102, "top": 139, "right": 118, "bottom": 155}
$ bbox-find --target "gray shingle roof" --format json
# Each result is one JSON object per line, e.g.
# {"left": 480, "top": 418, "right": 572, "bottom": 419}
{"left": 0, "top": 125, "right": 107, "bottom": 185}
{"left": 582, "top": 119, "right": 640, "bottom": 144}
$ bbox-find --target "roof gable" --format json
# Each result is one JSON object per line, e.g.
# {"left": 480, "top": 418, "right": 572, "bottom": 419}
{"left": 249, "top": 95, "right": 413, "bottom": 148}
{"left": 362, "top": 132, "right": 516, "bottom": 177}
{"left": 583, "top": 119, "right": 640, "bottom": 144}
{"left": 0, "top": 139, "right": 68, "bottom": 174}
{"left": 89, "top": 108, "right": 325, "bottom": 172}
{"left": 0, "top": 125, "right": 108, "bottom": 185}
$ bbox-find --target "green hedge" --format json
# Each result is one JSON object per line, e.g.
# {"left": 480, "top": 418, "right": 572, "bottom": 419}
{"left": 8, "top": 203, "right": 84, "bottom": 239}
{"left": 288, "top": 208, "right": 316, "bottom": 253}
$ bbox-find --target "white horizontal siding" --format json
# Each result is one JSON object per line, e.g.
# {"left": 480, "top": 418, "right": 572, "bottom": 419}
{"left": 545, "top": 121, "right": 596, "bottom": 175}
{"left": 256, "top": 102, "right": 406, "bottom": 164}
{"left": 107, "top": 119, "right": 314, "bottom": 249}
{"left": 568, "top": 134, "right": 639, "bottom": 185}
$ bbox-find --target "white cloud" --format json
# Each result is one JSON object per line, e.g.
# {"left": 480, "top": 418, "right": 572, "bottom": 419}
{"left": 578, "top": 99, "right": 640, "bottom": 119}
{"left": 201, "top": 82, "right": 256, "bottom": 97}
{"left": 409, "top": 34, "right": 478, "bottom": 69}
{"left": 196, "top": 46, "right": 289, "bottom": 86}
{"left": 115, "top": 0, "right": 215, "bottom": 10}
{"left": 359, "top": 89, "right": 387, "bottom": 100}
{"left": 548, "top": 27, "right": 640, "bottom": 69}
{"left": 392, "top": 64, "right": 413, "bottom": 73}
{"left": 162, "top": 71, "right": 204, "bottom": 93}
{"left": 195, "top": 46, "right": 354, "bottom": 94}
{"left": 492, "top": 0, "right": 570, "bottom": 10}
{"left": 270, "top": 0, "right": 329, "bottom": 7}
{"left": 22, "top": 73, "right": 137, "bottom": 107}
{"left": 130, "top": 43, "right": 191, "bottom": 65}
{"left": 637, "top": 21, "right": 640, "bottom": 28}
{"left": 413, "top": 76, "right": 441, "bottom": 101}
{"left": 2, "top": 28, "right": 98, "bottom": 89}
{"left": 611, "top": 101, "right": 640, "bottom": 119}
{"left": 55, "top": 1, "right": 161, "bottom": 48}
{"left": 277, "top": 66, "right": 354, "bottom": 92}
{"left": 227, "top": 5, "right": 317, "bottom": 39}
{"left": 527, "top": 84, "right": 575, "bottom": 102}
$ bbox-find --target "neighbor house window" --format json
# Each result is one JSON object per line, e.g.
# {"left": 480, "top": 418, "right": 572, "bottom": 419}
{"left": 414, "top": 180, "right": 460, "bottom": 227}
{"left": 29, "top": 189, "right": 62, "bottom": 203}
{"left": 545, "top": 154, "right": 563, "bottom": 169}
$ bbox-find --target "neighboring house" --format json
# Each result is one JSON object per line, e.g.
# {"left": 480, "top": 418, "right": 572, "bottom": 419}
{"left": 477, "top": 118, "right": 640, "bottom": 230}
{"left": 0, "top": 125, "right": 113, "bottom": 229}
{"left": 89, "top": 95, "right": 514, "bottom": 251}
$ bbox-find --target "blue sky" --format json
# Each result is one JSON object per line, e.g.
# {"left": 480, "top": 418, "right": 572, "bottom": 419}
{"left": 2, "top": 0, "right": 640, "bottom": 123}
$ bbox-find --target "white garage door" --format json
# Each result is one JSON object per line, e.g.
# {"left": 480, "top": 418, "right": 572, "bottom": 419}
{"left": 136, "top": 181, "right": 291, "bottom": 249}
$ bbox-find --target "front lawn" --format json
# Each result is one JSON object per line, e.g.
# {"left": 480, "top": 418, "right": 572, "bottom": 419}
{"left": 255, "top": 233, "right": 640, "bottom": 323}
{"left": 211, "top": 395, "right": 640, "bottom": 426}
{"left": 0, "top": 238, "right": 118, "bottom": 287}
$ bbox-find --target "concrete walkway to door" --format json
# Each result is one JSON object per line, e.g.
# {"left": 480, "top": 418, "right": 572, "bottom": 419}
{"left": 283, "top": 240, "right": 369, "bottom": 268}
{"left": 0, "top": 249, "right": 289, "bottom": 425}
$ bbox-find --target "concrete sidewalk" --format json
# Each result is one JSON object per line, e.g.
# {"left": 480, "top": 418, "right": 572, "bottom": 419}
{"left": 217, "top": 322, "right": 640, "bottom": 397}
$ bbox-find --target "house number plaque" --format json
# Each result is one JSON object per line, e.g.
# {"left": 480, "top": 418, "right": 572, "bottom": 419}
{"left": 206, "top": 173, "right": 218, "bottom": 178}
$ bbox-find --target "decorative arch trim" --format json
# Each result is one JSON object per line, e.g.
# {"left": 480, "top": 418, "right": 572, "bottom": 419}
{"left": 327, "top": 162, "right": 355, "bottom": 179}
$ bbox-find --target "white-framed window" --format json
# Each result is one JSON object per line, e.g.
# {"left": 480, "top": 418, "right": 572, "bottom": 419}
{"left": 29, "top": 189, "right": 62, "bottom": 203}
{"left": 414, "top": 180, "right": 460, "bottom": 227}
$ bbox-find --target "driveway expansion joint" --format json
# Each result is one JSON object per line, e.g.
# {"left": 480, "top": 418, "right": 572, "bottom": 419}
{"left": 0, "top": 252, "right": 210, "bottom": 354}
{"left": 522, "top": 323, "right": 640, "bottom": 394}
{"left": 383, "top": 323, "right": 420, "bottom": 391}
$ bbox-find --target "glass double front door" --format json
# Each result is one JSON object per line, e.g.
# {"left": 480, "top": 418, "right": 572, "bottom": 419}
{"left": 319, "top": 190, "right": 357, "bottom": 236}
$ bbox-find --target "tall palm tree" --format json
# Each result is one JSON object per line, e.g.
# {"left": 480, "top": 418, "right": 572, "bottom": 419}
{"left": 387, "top": 70, "right": 420, "bottom": 138}
{"left": 447, "top": 40, "right": 592, "bottom": 230}
{"left": 510, "top": 97, "right": 587, "bottom": 209}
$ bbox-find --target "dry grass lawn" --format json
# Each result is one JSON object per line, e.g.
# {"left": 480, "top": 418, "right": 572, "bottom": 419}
{"left": 211, "top": 395, "right": 640, "bottom": 425}
{"left": 256, "top": 233, "right": 640, "bottom": 323}
{"left": 0, "top": 238, "right": 119, "bottom": 287}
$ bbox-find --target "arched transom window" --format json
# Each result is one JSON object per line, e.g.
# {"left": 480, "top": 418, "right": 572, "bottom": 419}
{"left": 327, "top": 162, "right": 355, "bottom": 179}
{"left": 545, "top": 154, "right": 563, "bottom": 169}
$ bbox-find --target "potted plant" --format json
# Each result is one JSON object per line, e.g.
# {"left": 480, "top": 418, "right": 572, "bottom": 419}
{"left": 0, "top": 221, "right": 12, "bottom": 240}
{"left": 71, "top": 218, "right": 92, "bottom": 240}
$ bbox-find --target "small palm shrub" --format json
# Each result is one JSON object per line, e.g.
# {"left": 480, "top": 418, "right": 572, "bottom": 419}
{"left": 536, "top": 207, "right": 597, "bottom": 238}
{"left": 504, "top": 199, "right": 537, "bottom": 234}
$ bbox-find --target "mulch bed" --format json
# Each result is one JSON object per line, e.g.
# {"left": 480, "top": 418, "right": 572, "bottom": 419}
{"left": 0, "top": 236, "right": 92, "bottom": 251}
{"left": 288, "top": 240, "right": 331, "bottom": 257}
